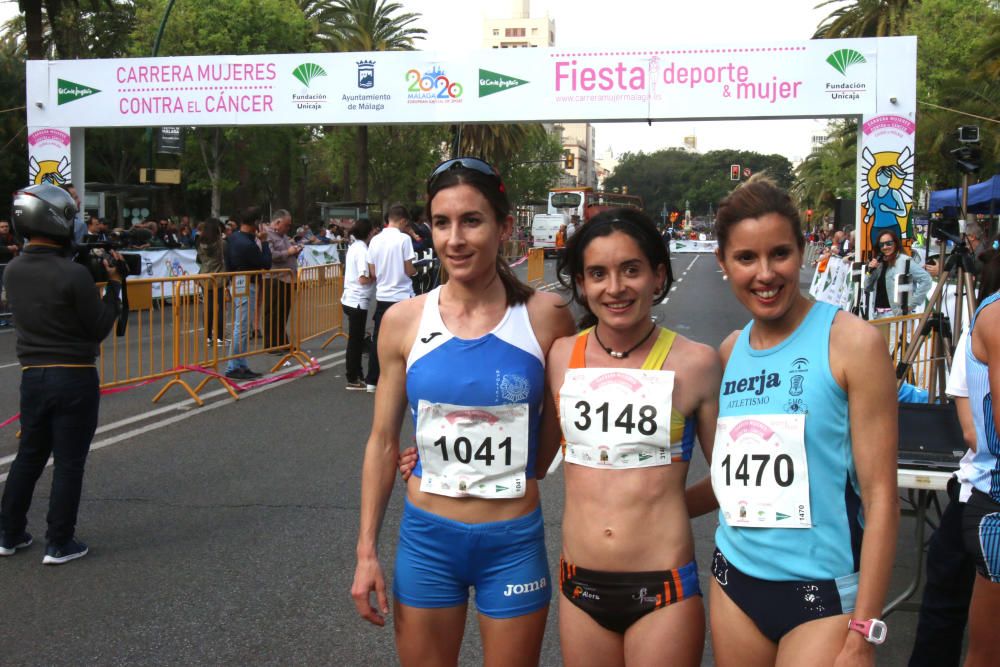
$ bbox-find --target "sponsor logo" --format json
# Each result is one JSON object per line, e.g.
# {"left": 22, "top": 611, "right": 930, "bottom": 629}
{"left": 789, "top": 375, "right": 804, "bottom": 396}
{"left": 357, "top": 60, "right": 375, "bottom": 89}
{"left": 292, "top": 63, "right": 327, "bottom": 88}
{"left": 722, "top": 370, "right": 780, "bottom": 397}
{"left": 790, "top": 357, "right": 809, "bottom": 373}
{"left": 572, "top": 585, "right": 600, "bottom": 601}
{"left": 589, "top": 371, "right": 643, "bottom": 392}
{"left": 826, "top": 48, "right": 866, "bottom": 76}
{"left": 420, "top": 331, "right": 442, "bottom": 344}
{"left": 504, "top": 578, "right": 547, "bottom": 597}
{"left": 57, "top": 79, "right": 100, "bottom": 105}
{"left": 291, "top": 63, "right": 328, "bottom": 110}
{"left": 495, "top": 484, "right": 508, "bottom": 492}
{"left": 444, "top": 409, "right": 499, "bottom": 425}
{"left": 406, "top": 65, "right": 463, "bottom": 103}
{"left": 776, "top": 512, "right": 791, "bottom": 521}
{"left": 478, "top": 68, "right": 528, "bottom": 97}
{"left": 784, "top": 398, "right": 808, "bottom": 415}
{"left": 632, "top": 587, "right": 660, "bottom": 605}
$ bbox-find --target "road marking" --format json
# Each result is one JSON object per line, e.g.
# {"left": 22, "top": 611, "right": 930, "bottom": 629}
{"left": 0, "top": 350, "right": 346, "bottom": 475}
{"left": 686, "top": 257, "right": 699, "bottom": 272}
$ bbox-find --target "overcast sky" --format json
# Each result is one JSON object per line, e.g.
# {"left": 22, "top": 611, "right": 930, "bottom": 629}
{"left": 1, "top": 0, "right": 849, "bottom": 163}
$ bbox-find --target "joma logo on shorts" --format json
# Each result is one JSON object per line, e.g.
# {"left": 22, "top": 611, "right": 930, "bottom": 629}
{"left": 723, "top": 370, "right": 781, "bottom": 397}
{"left": 503, "top": 578, "right": 547, "bottom": 596}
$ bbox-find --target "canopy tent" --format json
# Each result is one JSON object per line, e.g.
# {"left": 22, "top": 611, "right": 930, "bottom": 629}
{"left": 929, "top": 174, "right": 1000, "bottom": 214}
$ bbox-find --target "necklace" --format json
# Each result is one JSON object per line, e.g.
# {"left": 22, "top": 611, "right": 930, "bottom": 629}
{"left": 592, "top": 322, "right": 657, "bottom": 359}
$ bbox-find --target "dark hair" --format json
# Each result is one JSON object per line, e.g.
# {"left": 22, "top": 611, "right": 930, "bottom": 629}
{"left": 198, "top": 217, "right": 223, "bottom": 246}
{"left": 977, "top": 233, "right": 1000, "bottom": 306}
{"left": 351, "top": 217, "right": 373, "bottom": 242}
{"left": 557, "top": 207, "right": 673, "bottom": 329}
{"left": 715, "top": 174, "right": 804, "bottom": 257}
{"left": 874, "top": 227, "right": 902, "bottom": 266}
{"left": 426, "top": 158, "right": 533, "bottom": 306}
{"left": 240, "top": 206, "right": 261, "bottom": 226}
{"left": 386, "top": 203, "right": 409, "bottom": 223}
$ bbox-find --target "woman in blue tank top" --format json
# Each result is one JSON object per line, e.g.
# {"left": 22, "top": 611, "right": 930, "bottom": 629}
{"left": 704, "top": 176, "right": 899, "bottom": 666}
{"left": 961, "top": 237, "right": 1000, "bottom": 667}
{"left": 350, "top": 158, "right": 574, "bottom": 666}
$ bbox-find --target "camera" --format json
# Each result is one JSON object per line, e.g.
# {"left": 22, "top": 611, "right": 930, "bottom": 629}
{"left": 929, "top": 217, "right": 962, "bottom": 244}
{"left": 75, "top": 227, "right": 150, "bottom": 282}
{"left": 957, "top": 126, "right": 980, "bottom": 143}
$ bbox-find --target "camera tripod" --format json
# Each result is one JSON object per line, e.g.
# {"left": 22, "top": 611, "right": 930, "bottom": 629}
{"left": 894, "top": 240, "right": 977, "bottom": 400}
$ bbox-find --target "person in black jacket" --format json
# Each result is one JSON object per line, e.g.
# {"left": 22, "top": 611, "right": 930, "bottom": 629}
{"left": 0, "top": 183, "right": 122, "bottom": 565}
{"left": 223, "top": 207, "right": 271, "bottom": 380}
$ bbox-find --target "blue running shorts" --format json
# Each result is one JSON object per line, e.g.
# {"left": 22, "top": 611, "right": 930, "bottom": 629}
{"left": 394, "top": 499, "right": 551, "bottom": 618}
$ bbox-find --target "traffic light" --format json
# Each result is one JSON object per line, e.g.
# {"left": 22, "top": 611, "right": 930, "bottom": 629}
{"left": 730, "top": 164, "right": 740, "bottom": 181}
{"left": 564, "top": 152, "right": 574, "bottom": 169}
{"left": 669, "top": 211, "right": 679, "bottom": 223}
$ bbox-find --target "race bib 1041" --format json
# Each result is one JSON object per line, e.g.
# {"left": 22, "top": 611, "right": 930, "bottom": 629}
{"left": 559, "top": 368, "right": 674, "bottom": 469}
{"left": 711, "top": 414, "right": 812, "bottom": 528}
{"left": 415, "top": 400, "right": 530, "bottom": 499}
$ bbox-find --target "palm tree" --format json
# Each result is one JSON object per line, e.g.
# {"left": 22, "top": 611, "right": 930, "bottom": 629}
{"left": 813, "top": 0, "right": 913, "bottom": 38}
{"left": 307, "top": 0, "right": 426, "bottom": 203}
{"left": 458, "top": 124, "right": 548, "bottom": 167}
{"left": 11, "top": 1, "right": 121, "bottom": 59}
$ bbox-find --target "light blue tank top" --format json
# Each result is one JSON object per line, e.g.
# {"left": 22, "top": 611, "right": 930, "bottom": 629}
{"left": 966, "top": 291, "right": 1000, "bottom": 501}
{"left": 715, "top": 301, "right": 863, "bottom": 581}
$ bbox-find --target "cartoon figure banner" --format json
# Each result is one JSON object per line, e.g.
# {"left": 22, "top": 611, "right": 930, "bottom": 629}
{"left": 27, "top": 127, "right": 71, "bottom": 186}
{"left": 857, "top": 115, "right": 916, "bottom": 258}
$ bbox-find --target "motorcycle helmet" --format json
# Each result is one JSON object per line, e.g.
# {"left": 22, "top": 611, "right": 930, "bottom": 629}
{"left": 11, "top": 183, "right": 77, "bottom": 243}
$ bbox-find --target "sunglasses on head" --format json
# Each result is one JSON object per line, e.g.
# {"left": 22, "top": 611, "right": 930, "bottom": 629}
{"left": 879, "top": 240, "right": 895, "bottom": 247}
{"left": 427, "top": 157, "right": 504, "bottom": 194}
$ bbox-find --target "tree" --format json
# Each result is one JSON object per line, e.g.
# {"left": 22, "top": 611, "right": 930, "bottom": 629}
{"left": 131, "top": 0, "right": 313, "bottom": 217}
{"left": 13, "top": 1, "right": 121, "bottom": 59}
{"left": 497, "top": 128, "right": 564, "bottom": 211}
{"left": 793, "top": 121, "right": 857, "bottom": 220}
{"left": 313, "top": 0, "right": 426, "bottom": 204}
{"left": 813, "top": 0, "right": 914, "bottom": 39}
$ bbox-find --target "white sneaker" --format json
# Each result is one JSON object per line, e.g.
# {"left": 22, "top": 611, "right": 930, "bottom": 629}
{"left": 366, "top": 384, "right": 376, "bottom": 393}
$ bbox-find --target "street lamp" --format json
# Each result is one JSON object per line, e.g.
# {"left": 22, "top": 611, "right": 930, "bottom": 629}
{"left": 299, "top": 154, "right": 310, "bottom": 222}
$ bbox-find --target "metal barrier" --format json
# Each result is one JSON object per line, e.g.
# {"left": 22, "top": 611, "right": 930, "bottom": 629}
{"left": 803, "top": 242, "right": 825, "bottom": 267}
{"left": 294, "top": 262, "right": 346, "bottom": 354}
{"left": 869, "top": 312, "right": 944, "bottom": 394}
{"left": 526, "top": 248, "right": 545, "bottom": 286}
{"left": 99, "top": 274, "right": 230, "bottom": 405}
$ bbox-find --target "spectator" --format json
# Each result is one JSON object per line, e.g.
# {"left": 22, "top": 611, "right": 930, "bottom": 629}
{"left": 223, "top": 207, "right": 271, "bottom": 380}
{"left": 84, "top": 217, "right": 108, "bottom": 242}
{"left": 63, "top": 184, "right": 87, "bottom": 246}
{"left": 341, "top": 218, "right": 375, "bottom": 390}
{"left": 263, "top": 210, "right": 301, "bottom": 350}
{"left": 365, "top": 203, "right": 416, "bottom": 391}
{"left": 177, "top": 220, "right": 195, "bottom": 248}
{"left": 196, "top": 218, "right": 227, "bottom": 345}
{"left": 0, "top": 220, "right": 19, "bottom": 328}
{"left": 864, "top": 228, "right": 932, "bottom": 318}
{"left": 224, "top": 219, "right": 238, "bottom": 238}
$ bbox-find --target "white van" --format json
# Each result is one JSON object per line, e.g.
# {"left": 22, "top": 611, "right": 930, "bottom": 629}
{"left": 531, "top": 214, "right": 565, "bottom": 256}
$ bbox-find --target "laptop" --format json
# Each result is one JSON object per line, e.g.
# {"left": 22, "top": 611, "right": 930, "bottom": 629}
{"left": 897, "top": 402, "right": 966, "bottom": 472}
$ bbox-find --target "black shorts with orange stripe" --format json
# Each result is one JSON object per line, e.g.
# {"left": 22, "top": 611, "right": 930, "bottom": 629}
{"left": 559, "top": 557, "right": 702, "bottom": 634}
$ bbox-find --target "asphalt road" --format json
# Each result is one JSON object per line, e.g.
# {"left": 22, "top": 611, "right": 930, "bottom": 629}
{"left": 0, "top": 255, "right": 941, "bottom": 665}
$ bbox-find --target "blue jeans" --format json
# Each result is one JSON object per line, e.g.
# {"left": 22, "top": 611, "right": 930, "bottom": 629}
{"left": 1, "top": 367, "right": 100, "bottom": 545}
{"left": 226, "top": 283, "right": 255, "bottom": 373}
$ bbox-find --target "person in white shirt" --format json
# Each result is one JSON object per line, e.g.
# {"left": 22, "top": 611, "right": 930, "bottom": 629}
{"left": 365, "top": 205, "right": 416, "bottom": 391}
{"left": 341, "top": 218, "right": 376, "bottom": 391}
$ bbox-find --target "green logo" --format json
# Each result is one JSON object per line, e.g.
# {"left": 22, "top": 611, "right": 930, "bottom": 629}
{"left": 776, "top": 512, "right": 791, "bottom": 521}
{"left": 495, "top": 485, "right": 508, "bottom": 492}
{"left": 292, "top": 63, "right": 327, "bottom": 88}
{"left": 57, "top": 79, "right": 100, "bottom": 105}
{"left": 638, "top": 452, "right": 652, "bottom": 462}
{"left": 479, "top": 68, "right": 528, "bottom": 97}
{"left": 826, "top": 49, "right": 866, "bottom": 76}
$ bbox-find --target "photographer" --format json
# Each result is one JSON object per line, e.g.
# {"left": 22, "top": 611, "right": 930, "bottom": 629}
{"left": 0, "top": 184, "right": 122, "bottom": 565}
{"left": 864, "top": 228, "right": 932, "bottom": 319}
{"left": 925, "top": 221, "right": 985, "bottom": 279}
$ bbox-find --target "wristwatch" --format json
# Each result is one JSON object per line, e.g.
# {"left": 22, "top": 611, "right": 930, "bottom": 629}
{"left": 848, "top": 618, "right": 887, "bottom": 645}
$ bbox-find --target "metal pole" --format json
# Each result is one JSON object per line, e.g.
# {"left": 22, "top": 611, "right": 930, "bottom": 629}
{"left": 147, "top": 0, "right": 178, "bottom": 175}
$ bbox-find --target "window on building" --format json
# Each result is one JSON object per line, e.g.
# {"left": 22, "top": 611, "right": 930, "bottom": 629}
{"left": 492, "top": 29, "right": 499, "bottom": 36}
{"left": 505, "top": 28, "right": 525, "bottom": 37}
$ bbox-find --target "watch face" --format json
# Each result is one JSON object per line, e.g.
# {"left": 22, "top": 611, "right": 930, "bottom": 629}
{"left": 869, "top": 620, "right": 887, "bottom": 644}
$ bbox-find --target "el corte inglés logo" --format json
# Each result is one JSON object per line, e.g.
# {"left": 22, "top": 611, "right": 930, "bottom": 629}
{"left": 478, "top": 68, "right": 528, "bottom": 97}
{"left": 57, "top": 79, "right": 100, "bottom": 105}
{"left": 825, "top": 49, "right": 866, "bottom": 76}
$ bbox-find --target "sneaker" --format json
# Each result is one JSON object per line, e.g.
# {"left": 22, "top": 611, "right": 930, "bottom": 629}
{"left": 42, "top": 538, "right": 88, "bottom": 565}
{"left": 366, "top": 384, "right": 377, "bottom": 393}
{"left": 345, "top": 380, "right": 367, "bottom": 391}
{"left": 0, "top": 531, "right": 32, "bottom": 556}
{"left": 225, "top": 368, "right": 246, "bottom": 379}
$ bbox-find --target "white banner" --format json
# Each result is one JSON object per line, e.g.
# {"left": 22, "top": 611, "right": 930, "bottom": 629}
{"left": 671, "top": 239, "right": 718, "bottom": 254}
{"left": 26, "top": 38, "right": 914, "bottom": 128}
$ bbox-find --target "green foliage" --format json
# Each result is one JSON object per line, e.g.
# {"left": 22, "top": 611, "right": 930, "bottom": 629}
{"left": 0, "top": 33, "right": 28, "bottom": 190}
{"left": 606, "top": 148, "right": 794, "bottom": 220}
{"left": 793, "top": 121, "right": 857, "bottom": 217}
{"left": 813, "top": 0, "right": 913, "bottom": 39}
{"left": 497, "top": 128, "right": 565, "bottom": 208}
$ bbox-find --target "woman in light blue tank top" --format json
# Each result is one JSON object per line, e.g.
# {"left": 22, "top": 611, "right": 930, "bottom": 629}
{"left": 960, "top": 240, "right": 1000, "bottom": 667}
{"left": 703, "top": 176, "right": 899, "bottom": 666}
